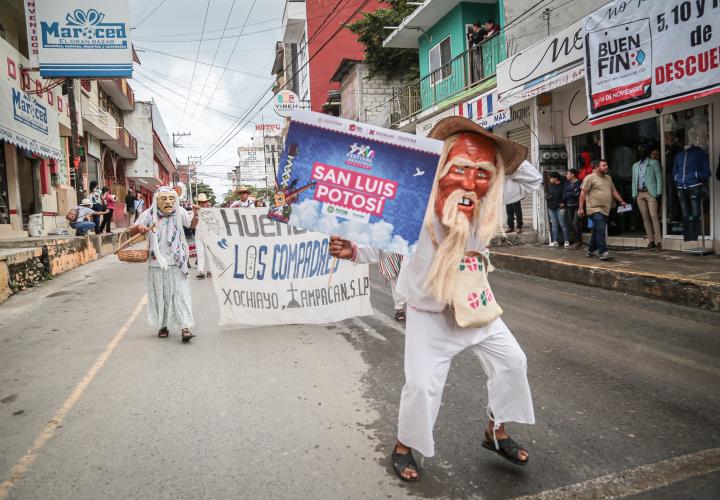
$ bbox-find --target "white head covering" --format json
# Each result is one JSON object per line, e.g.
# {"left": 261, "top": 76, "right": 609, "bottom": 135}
{"left": 146, "top": 186, "right": 189, "bottom": 273}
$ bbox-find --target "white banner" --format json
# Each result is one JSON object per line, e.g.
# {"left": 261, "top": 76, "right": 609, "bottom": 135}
{"left": 24, "top": 1, "right": 40, "bottom": 67}
{"left": 583, "top": 0, "right": 720, "bottom": 125}
{"left": 196, "top": 208, "right": 373, "bottom": 326}
{"left": 35, "top": 0, "right": 132, "bottom": 78}
{"left": 498, "top": 19, "right": 585, "bottom": 107}
{"left": 0, "top": 76, "right": 61, "bottom": 160}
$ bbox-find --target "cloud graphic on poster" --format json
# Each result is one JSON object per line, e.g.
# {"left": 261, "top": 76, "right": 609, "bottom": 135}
{"left": 290, "top": 199, "right": 415, "bottom": 255}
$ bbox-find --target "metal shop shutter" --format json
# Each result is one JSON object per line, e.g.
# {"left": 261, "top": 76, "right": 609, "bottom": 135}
{"left": 506, "top": 127, "right": 534, "bottom": 228}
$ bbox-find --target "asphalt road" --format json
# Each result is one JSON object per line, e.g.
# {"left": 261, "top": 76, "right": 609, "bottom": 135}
{"left": 0, "top": 253, "right": 718, "bottom": 499}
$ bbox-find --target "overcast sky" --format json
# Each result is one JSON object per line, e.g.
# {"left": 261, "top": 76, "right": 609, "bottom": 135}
{"left": 128, "top": 0, "right": 285, "bottom": 198}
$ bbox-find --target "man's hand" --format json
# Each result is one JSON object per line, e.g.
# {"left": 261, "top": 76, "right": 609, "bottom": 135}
{"left": 192, "top": 204, "right": 200, "bottom": 212}
{"left": 329, "top": 236, "right": 354, "bottom": 260}
{"left": 135, "top": 224, "right": 151, "bottom": 235}
{"left": 578, "top": 207, "right": 585, "bottom": 217}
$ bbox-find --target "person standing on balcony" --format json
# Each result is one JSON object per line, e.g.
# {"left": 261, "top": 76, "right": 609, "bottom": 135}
{"left": 467, "top": 22, "right": 487, "bottom": 83}
{"left": 484, "top": 19, "right": 500, "bottom": 39}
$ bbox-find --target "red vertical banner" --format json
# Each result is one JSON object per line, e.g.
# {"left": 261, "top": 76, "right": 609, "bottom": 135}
{"left": 39, "top": 159, "right": 50, "bottom": 194}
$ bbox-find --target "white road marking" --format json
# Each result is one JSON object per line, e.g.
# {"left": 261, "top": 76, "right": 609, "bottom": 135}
{"left": 0, "top": 295, "right": 148, "bottom": 500}
{"left": 514, "top": 447, "right": 720, "bottom": 500}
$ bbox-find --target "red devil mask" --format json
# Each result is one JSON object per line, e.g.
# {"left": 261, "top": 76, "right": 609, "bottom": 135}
{"left": 435, "top": 133, "right": 497, "bottom": 221}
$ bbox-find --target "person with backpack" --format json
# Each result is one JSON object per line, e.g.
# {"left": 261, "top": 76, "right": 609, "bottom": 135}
{"left": 67, "top": 199, "right": 106, "bottom": 236}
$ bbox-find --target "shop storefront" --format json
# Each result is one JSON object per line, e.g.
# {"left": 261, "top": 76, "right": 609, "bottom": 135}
{"left": 552, "top": 79, "right": 718, "bottom": 250}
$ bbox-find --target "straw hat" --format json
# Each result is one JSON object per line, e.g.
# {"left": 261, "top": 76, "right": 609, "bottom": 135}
{"left": 236, "top": 187, "right": 251, "bottom": 195}
{"left": 197, "top": 193, "right": 209, "bottom": 202}
{"left": 81, "top": 198, "right": 92, "bottom": 206}
{"left": 428, "top": 116, "right": 528, "bottom": 175}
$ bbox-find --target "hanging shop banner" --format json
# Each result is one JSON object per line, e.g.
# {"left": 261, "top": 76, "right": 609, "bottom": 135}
{"left": 0, "top": 77, "right": 61, "bottom": 160}
{"left": 24, "top": 1, "right": 40, "bottom": 67}
{"left": 269, "top": 110, "right": 444, "bottom": 255}
{"left": 415, "top": 108, "right": 455, "bottom": 137}
{"left": 35, "top": 0, "right": 132, "bottom": 77}
{"left": 497, "top": 19, "right": 585, "bottom": 107}
{"left": 196, "top": 208, "right": 373, "bottom": 326}
{"left": 583, "top": 0, "right": 720, "bottom": 125}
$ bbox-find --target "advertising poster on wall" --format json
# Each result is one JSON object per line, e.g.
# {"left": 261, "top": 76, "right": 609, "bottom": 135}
{"left": 583, "top": 0, "right": 720, "bottom": 125}
{"left": 35, "top": 0, "right": 133, "bottom": 77}
{"left": 196, "top": 208, "right": 373, "bottom": 326}
{"left": 269, "top": 110, "right": 444, "bottom": 255}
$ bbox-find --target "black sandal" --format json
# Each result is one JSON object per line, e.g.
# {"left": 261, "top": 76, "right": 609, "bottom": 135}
{"left": 482, "top": 431, "right": 529, "bottom": 466}
{"left": 158, "top": 327, "right": 169, "bottom": 338}
{"left": 394, "top": 310, "right": 406, "bottom": 322}
{"left": 181, "top": 329, "right": 196, "bottom": 343}
{"left": 391, "top": 449, "right": 421, "bottom": 482}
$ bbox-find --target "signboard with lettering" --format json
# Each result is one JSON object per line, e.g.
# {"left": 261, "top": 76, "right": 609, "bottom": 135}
{"left": 583, "top": 0, "right": 720, "bottom": 125}
{"left": 498, "top": 19, "right": 585, "bottom": 107}
{"left": 269, "top": 110, "right": 444, "bottom": 255}
{"left": 274, "top": 89, "right": 302, "bottom": 117}
{"left": 0, "top": 76, "right": 61, "bottom": 160}
{"left": 196, "top": 208, "right": 372, "bottom": 326}
{"left": 35, "top": 0, "right": 132, "bottom": 77}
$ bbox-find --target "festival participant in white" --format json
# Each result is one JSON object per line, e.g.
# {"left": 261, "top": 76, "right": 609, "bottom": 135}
{"left": 131, "top": 187, "right": 199, "bottom": 343}
{"left": 195, "top": 193, "right": 212, "bottom": 279}
{"left": 330, "top": 117, "right": 541, "bottom": 482}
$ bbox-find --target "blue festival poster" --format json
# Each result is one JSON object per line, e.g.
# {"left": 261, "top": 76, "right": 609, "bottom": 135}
{"left": 269, "top": 110, "right": 444, "bottom": 255}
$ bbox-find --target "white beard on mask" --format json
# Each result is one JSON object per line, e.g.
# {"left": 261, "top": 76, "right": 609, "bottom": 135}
{"left": 425, "top": 190, "right": 481, "bottom": 304}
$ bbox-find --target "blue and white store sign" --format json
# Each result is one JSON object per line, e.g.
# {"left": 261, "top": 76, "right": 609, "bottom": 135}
{"left": 35, "top": 0, "right": 132, "bottom": 77}
{"left": 0, "top": 77, "right": 61, "bottom": 160}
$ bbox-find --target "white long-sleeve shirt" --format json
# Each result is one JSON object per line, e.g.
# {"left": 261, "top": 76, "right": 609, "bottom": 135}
{"left": 353, "top": 161, "right": 542, "bottom": 312}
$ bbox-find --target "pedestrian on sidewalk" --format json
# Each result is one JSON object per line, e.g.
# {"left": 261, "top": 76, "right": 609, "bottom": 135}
{"left": 89, "top": 181, "right": 103, "bottom": 233}
{"left": 546, "top": 172, "right": 570, "bottom": 247}
{"left": 505, "top": 199, "right": 523, "bottom": 234}
{"left": 133, "top": 191, "right": 144, "bottom": 222}
{"left": 330, "top": 117, "right": 540, "bottom": 483}
{"left": 195, "top": 193, "right": 212, "bottom": 279}
{"left": 632, "top": 145, "right": 663, "bottom": 251}
{"left": 125, "top": 190, "right": 137, "bottom": 224}
{"left": 563, "top": 169, "right": 583, "bottom": 248}
{"left": 69, "top": 199, "right": 107, "bottom": 236}
{"left": 99, "top": 187, "right": 115, "bottom": 234}
{"left": 379, "top": 253, "right": 406, "bottom": 321}
{"left": 230, "top": 187, "right": 255, "bottom": 208}
{"left": 578, "top": 159, "right": 628, "bottom": 261}
{"left": 131, "top": 187, "right": 199, "bottom": 343}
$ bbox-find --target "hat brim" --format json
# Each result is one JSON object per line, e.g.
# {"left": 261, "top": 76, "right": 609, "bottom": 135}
{"left": 428, "top": 116, "right": 528, "bottom": 175}
{"left": 236, "top": 189, "right": 250, "bottom": 194}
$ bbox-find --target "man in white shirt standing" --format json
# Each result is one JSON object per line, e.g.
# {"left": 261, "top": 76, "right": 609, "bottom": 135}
{"left": 230, "top": 187, "right": 255, "bottom": 208}
{"left": 330, "top": 117, "right": 541, "bottom": 482}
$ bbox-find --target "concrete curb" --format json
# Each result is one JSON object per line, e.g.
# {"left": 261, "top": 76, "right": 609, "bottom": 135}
{"left": 0, "top": 233, "right": 122, "bottom": 304}
{"left": 491, "top": 251, "right": 720, "bottom": 312}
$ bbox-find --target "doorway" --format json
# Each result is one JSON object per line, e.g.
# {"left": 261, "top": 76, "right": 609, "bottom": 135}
{"left": 17, "top": 155, "right": 41, "bottom": 229}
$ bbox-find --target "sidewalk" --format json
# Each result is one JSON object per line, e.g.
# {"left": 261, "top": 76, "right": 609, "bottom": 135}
{"left": 491, "top": 244, "right": 720, "bottom": 311}
{"left": 0, "top": 232, "right": 123, "bottom": 304}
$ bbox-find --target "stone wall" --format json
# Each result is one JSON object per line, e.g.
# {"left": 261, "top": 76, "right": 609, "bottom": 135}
{"left": 341, "top": 64, "right": 404, "bottom": 128}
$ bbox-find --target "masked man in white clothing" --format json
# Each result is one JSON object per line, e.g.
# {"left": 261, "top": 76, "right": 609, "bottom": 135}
{"left": 330, "top": 117, "right": 541, "bottom": 482}
{"left": 130, "top": 186, "right": 199, "bottom": 343}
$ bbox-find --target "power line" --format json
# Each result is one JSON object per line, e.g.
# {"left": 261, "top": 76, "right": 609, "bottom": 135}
{"left": 188, "top": 0, "right": 258, "bottom": 133}
{"left": 179, "top": 0, "right": 212, "bottom": 131}
{"left": 200, "top": 0, "right": 356, "bottom": 162}
{"left": 202, "top": 0, "right": 368, "bottom": 163}
{"left": 135, "top": 46, "right": 272, "bottom": 79}
{"left": 133, "top": 0, "right": 169, "bottom": 29}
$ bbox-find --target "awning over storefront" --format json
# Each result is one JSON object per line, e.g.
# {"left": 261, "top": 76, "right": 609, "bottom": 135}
{"left": 457, "top": 89, "right": 513, "bottom": 129}
{"left": 0, "top": 77, "right": 61, "bottom": 160}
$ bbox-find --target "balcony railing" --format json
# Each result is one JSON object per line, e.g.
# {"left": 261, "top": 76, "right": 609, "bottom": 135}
{"left": 116, "top": 127, "right": 138, "bottom": 157}
{"left": 388, "top": 35, "right": 505, "bottom": 127}
{"left": 116, "top": 79, "right": 135, "bottom": 109}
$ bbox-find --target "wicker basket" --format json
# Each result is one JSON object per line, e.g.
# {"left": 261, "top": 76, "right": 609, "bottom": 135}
{"left": 115, "top": 228, "right": 151, "bottom": 263}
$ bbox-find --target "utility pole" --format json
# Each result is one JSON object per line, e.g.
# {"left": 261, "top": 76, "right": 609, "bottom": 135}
{"left": 541, "top": 8, "right": 551, "bottom": 37}
{"left": 172, "top": 132, "right": 191, "bottom": 149}
{"left": 187, "top": 155, "right": 201, "bottom": 200}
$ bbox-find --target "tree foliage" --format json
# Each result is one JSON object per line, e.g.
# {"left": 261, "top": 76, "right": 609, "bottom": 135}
{"left": 191, "top": 182, "right": 216, "bottom": 205}
{"left": 347, "top": 0, "right": 419, "bottom": 81}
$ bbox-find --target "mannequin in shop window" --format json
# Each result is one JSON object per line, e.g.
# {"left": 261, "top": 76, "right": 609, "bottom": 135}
{"left": 632, "top": 145, "right": 663, "bottom": 251}
{"left": 673, "top": 126, "right": 710, "bottom": 242}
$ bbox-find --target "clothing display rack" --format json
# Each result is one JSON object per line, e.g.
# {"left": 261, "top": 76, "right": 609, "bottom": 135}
{"left": 681, "top": 189, "right": 713, "bottom": 256}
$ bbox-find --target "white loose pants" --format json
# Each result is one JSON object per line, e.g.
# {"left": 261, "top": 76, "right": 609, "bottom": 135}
{"left": 196, "top": 240, "right": 207, "bottom": 274}
{"left": 389, "top": 277, "right": 406, "bottom": 311}
{"left": 398, "top": 308, "right": 535, "bottom": 458}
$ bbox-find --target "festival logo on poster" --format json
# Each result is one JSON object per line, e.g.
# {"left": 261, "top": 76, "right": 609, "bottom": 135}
{"left": 269, "top": 110, "right": 444, "bottom": 255}
{"left": 196, "top": 208, "right": 373, "bottom": 326}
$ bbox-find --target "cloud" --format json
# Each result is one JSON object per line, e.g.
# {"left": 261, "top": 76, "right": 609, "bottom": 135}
{"left": 290, "top": 199, "right": 414, "bottom": 255}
